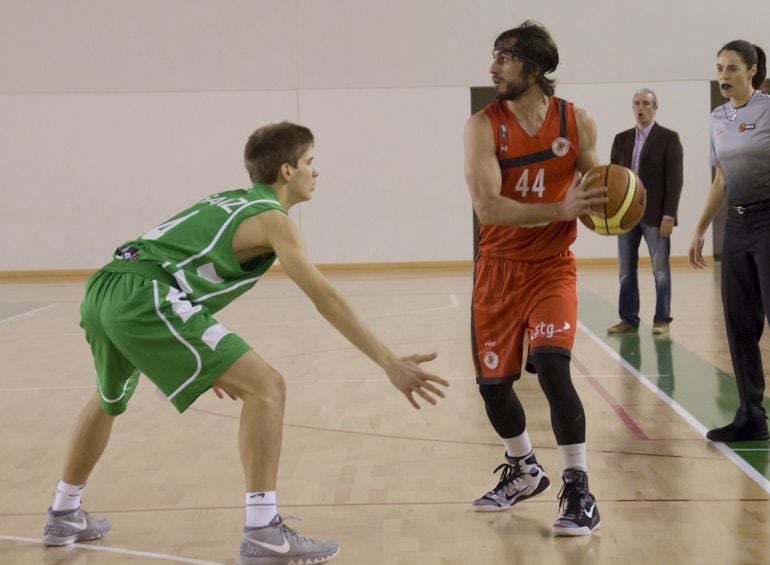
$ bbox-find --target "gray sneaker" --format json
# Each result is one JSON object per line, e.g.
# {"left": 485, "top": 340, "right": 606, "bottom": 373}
{"left": 42, "top": 507, "right": 111, "bottom": 546}
{"left": 473, "top": 452, "right": 551, "bottom": 511}
{"left": 238, "top": 514, "right": 340, "bottom": 565}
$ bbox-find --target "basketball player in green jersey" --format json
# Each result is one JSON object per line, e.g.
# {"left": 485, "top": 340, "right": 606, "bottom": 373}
{"left": 42, "top": 121, "right": 449, "bottom": 565}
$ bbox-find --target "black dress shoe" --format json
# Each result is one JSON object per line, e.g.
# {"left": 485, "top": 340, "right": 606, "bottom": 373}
{"left": 706, "top": 421, "right": 769, "bottom": 442}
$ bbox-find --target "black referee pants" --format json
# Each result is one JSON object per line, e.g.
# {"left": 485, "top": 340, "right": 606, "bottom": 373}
{"left": 721, "top": 204, "right": 770, "bottom": 425}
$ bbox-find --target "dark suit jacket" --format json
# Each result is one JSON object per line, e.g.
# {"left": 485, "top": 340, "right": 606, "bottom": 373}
{"left": 610, "top": 122, "right": 683, "bottom": 227}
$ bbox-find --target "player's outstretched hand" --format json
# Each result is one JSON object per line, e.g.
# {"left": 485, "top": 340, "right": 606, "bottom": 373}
{"left": 688, "top": 231, "right": 707, "bottom": 269}
{"left": 559, "top": 170, "right": 609, "bottom": 221}
{"left": 385, "top": 352, "right": 449, "bottom": 409}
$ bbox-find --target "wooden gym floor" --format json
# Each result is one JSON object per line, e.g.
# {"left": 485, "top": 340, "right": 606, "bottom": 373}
{"left": 0, "top": 263, "right": 768, "bottom": 564}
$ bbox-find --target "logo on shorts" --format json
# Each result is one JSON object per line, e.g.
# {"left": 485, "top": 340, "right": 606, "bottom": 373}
{"left": 551, "top": 137, "right": 570, "bottom": 157}
{"left": 483, "top": 351, "right": 499, "bottom": 370}
{"left": 531, "top": 321, "right": 571, "bottom": 340}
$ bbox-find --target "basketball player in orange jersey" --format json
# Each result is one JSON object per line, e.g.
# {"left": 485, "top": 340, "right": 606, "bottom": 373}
{"left": 464, "top": 21, "right": 608, "bottom": 535}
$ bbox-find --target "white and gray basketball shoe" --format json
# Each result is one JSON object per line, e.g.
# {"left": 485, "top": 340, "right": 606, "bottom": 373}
{"left": 42, "top": 507, "right": 111, "bottom": 545}
{"left": 552, "top": 468, "right": 601, "bottom": 536}
{"left": 473, "top": 451, "right": 551, "bottom": 511}
{"left": 238, "top": 514, "right": 340, "bottom": 565}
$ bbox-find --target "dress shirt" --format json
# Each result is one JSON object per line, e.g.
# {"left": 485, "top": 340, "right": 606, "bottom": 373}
{"left": 631, "top": 121, "right": 654, "bottom": 176}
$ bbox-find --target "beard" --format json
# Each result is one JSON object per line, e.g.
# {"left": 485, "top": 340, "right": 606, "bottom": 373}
{"left": 495, "top": 79, "right": 531, "bottom": 101}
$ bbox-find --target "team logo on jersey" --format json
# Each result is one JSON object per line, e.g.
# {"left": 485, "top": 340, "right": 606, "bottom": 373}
{"left": 500, "top": 124, "right": 509, "bottom": 151}
{"left": 551, "top": 137, "right": 570, "bottom": 157}
{"left": 483, "top": 351, "right": 499, "bottom": 370}
{"left": 738, "top": 123, "right": 755, "bottom": 133}
{"left": 115, "top": 246, "right": 139, "bottom": 261}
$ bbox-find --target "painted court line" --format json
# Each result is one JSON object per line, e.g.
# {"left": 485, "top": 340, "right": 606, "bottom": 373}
{"left": 0, "top": 303, "right": 58, "bottom": 325}
{"left": 242, "top": 294, "right": 461, "bottom": 327}
{"left": 583, "top": 374, "right": 649, "bottom": 440}
{"left": 578, "top": 321, "right": 770, "bottom": 495}
{"left": 376, "top": 293, "right": 460, "bottom": 317}
{"left": 0, "top": 534, "right": 224, "bottom": 564}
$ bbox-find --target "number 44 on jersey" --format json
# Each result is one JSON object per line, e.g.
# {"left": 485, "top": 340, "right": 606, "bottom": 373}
{"left": 514, "top": 168, "right": 545, "bottom": 198}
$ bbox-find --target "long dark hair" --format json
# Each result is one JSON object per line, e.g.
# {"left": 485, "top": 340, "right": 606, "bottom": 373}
{"left": 719, "top": 40, "right": 767, "bottom": 90}
{"left": 494, "top": 21, "right": 559, "bottom": 97}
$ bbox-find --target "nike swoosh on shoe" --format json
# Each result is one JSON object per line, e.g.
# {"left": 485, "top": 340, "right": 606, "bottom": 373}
{"left": 253, "top": 538, "right": 291, "bottom": 554}
{"left": 60, "top": 518, "right": 88, "bottom": 531}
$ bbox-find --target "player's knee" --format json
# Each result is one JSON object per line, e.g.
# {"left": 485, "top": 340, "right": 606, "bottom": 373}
{"left": 215, "top": 352, "right": 286, "bottom": 406}
{"left": 478, "top": 381, "right": 526, "bottom": 437}
{"left": 533, "top": 351, "right": 578, "bottom": 402}
{"left": 478, "top": 381, "right": 512, "bottom": 403}
{"left": 242, "top": 367, "right": 286, "bottom": 407}
{"left": 478, "top": 381, "right": 514, "bottom": 416}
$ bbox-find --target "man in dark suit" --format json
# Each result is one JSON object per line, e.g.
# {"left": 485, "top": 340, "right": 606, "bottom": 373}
{"left": 607, "top": 89, "right": 683, "bottom": 335}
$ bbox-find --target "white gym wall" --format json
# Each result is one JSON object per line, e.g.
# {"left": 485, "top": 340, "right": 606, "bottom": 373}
{"left": 1, "top": 0, "right": 768, "bottom": 270}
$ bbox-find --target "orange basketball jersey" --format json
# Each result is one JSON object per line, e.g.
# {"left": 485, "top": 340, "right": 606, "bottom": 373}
{"left": 479, "top": 97, "right": 581, "bottom": 261}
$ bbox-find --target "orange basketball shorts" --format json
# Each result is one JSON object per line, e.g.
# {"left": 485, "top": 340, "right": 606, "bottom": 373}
{"left": 471, "top": 251, "right": 577, "bottom": 383}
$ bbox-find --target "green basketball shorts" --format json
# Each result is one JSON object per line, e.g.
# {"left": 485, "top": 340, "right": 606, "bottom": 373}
{"left": 80, "top": 269, "right": 251, "bottom": 415}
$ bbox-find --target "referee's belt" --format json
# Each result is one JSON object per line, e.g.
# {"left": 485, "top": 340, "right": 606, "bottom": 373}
{"left": 729, "top": 199, "right": 770, "bottom": 215}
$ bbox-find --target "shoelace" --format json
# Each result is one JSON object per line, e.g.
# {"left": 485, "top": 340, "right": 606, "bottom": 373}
{"left": 556, "top": 482, "right": 586, "bottom": 519}
{"left": 490, "top": 461, "right": 526, "bottom": 493}
{"left": 276, "top": 516, "right": 316, "bottom": 545}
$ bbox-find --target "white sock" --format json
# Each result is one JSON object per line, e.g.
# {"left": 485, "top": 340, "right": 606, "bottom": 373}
{"left": 52, "top": 480, "right": 84, "bottom": 512}
{"left": 502, "top": 431, "right": 533, "bottom": 459}
{"left": 246, "top": 491, "right": 277, "bottom": 528}
{"left": 558, "top": 443, "right": 587, "bottom": 471}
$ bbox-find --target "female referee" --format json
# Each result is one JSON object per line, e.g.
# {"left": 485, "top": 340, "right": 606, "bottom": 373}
{"left": 689, "top": 39, "right": 770, "bottom": 442}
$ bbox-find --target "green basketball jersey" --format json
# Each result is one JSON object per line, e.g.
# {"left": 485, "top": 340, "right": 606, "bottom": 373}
{"left": 102, "top": 183, "right": 285, "bottom": 313}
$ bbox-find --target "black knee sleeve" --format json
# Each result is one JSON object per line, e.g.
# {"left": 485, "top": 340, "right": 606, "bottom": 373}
{"left": 533, "top": 351, "right": 585, "bottom": 445}
{"left": 478, "top": 381, "right": 526, "bottom": 438}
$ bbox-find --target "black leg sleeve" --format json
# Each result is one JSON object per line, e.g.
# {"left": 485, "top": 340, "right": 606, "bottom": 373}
{"left": 478, "top": 381, "right": 526, "bottom": 439}
{"left": 534, "top": 351, "right": 585, "bottom": 445}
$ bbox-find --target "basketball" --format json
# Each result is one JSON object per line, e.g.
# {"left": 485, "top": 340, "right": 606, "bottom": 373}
{"left": 579, "top": 164, "right": 646, "bottom": 235}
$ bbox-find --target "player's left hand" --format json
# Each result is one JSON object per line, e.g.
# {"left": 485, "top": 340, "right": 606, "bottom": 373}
{"left": 385, "top": 352, "right": 449, "bottom": 409}
{"left": 559, "top": 170, "right": 608, "bottom": 221}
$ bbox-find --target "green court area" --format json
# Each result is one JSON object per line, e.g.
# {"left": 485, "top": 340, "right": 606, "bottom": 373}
{"left": 579, "top": 291, "right": 770, "bottom": 484}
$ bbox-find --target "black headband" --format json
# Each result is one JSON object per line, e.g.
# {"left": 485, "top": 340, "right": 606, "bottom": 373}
{"left": 493, "top": 42, "right": 548, "bottom": 74}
